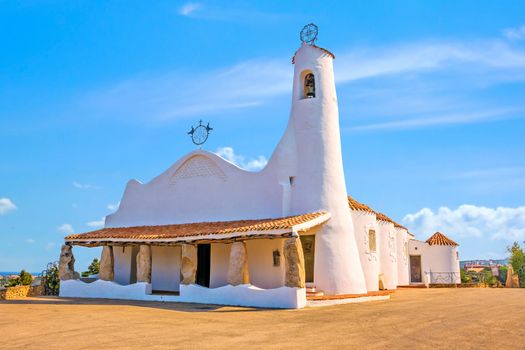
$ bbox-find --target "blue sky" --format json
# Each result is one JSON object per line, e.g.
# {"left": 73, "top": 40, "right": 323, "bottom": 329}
{"left": 1, "top": 0, "right": 524, "bottom": 272}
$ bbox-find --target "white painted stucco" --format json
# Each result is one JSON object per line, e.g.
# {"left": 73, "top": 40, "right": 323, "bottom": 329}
{"left": 151, "top": 246, "right": 181, "bottom": 292}
{"left": 395, "top": 227, "right": 410, "bottom": 286}
{"left": 113, "top": 246, "right": 132, "bottom": 285}
{"left": 408, "top": 240, "right": 460, "bottom": 285}
{"left": 351, "top": 211, "right": 380, "bottom": 292}
{"left": 377, "top": 220, "right": 398, "bottom": 290}
{"left": 60, "top": 280, "right": 306, "bottom": 309}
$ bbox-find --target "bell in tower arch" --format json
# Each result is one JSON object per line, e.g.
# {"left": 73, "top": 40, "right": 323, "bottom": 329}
{"left": 304, "top": 73, "right": 315, "bottom": 98}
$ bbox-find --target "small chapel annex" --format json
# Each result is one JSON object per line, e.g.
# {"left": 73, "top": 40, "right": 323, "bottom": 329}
{"left": 58, "top": 25, "right": 461, "bottom": 309}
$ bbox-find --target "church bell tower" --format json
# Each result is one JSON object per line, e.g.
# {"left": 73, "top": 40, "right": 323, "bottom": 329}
{"left": 288, "top": 24, "right": 368, "bottom": 295}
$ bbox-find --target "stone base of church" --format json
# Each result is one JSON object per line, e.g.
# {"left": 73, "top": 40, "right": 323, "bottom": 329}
{"left": 59, "top": 279, "right": 306, "bottom": 309}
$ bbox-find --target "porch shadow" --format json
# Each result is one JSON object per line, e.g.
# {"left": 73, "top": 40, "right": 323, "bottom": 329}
{"left": 0, "top": 296, "right": 284, "bottom": 313}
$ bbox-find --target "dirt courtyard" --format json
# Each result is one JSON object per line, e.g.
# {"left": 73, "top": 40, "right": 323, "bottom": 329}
{"left": 1, "top": 288, "right": 523, "bottom": 349}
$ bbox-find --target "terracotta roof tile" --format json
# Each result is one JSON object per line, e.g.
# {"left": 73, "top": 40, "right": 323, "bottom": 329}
{"left": 347, "top": 196, "right": 408, "bottom": 230}
{"left": 426, "top": 232, "right": 459, "bottom": 246}
{"left": 347, "top": 196, "right": 376, "bottom": 214}
{"left": 65, "top": 212, "right": 328, "bottom": 244}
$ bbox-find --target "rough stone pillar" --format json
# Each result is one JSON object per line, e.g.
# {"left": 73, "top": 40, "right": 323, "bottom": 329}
{"left": 136, "top": 245, "right": 152, "bottom": 283}
{"left": 181, "top": 244, "right": 197, "bottom": 285}
{"left": 506, "top": 264, "right": 520, "bottom": 288}
{"left": 58, "top": 244, "right": 80, "bottom": 280}
{"left": 227, "top": 241, "right": 250, "bottom": 286}
{"left": 284, "top": 237, "right": 305, "bottom": 288}
{"left": 99, "top": 246, "right": 115, "bottom": 281}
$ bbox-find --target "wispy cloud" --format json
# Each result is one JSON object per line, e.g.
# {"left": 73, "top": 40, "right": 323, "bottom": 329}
{"left": 107, "top": 202, "right": 120, "bottom": 211}
{"left": 86, "top": 218, "right": 105, "bottom": 228}
{"left": 73, "top": 181, "right": 99, "bottom": 190}
{"left": 45, "top": 242, "right": 56, "bottom": 251}
{"left": 85, "top": 36, "right": 525, "bottom": 129}
{"left": 0, "top": 197, "right": 17, "bottom": 215}
{"left": 503, "top": 25, "right": 525, "bottom": 41}
{"left": 178, "top": 2, "right": 202, "bottom": 17}
{"left": 346, "top": 108, "right": 522, "bottom": 132}
{"left": 25, "top": 238, "right": 35, "bottom": 244}
{"left": 215, "top": 146, "right": 268, "bottom": 171}
{"left": 57, "top": 223, "right": 74, "bottom": 235}
{"left": 402, "top": 204, "right": 525, "bottom": 241}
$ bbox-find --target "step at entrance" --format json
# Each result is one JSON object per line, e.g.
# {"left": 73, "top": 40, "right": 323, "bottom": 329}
{"left": 306, "top": 286, "right": 324, "bottom": 297}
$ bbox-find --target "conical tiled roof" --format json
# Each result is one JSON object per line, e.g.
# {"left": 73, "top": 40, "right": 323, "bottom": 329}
{"left": 426, "top": 232, "right": 459, "bottom": 246}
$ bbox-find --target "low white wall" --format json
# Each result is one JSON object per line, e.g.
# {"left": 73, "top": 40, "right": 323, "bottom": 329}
{"left": 351, "top": 211, "right": 380, "bottom": 292}
{"left": 151, "top": 246, "right": 181, "bottom": 292}
{"left": 59, "top": 280, "right": 306, "bottom": 309}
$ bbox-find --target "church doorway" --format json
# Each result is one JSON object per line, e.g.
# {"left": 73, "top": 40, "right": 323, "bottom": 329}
{"left": 300, "top": 235, "right": 315, "bottom": 283}
{"left": 196, "top": 244, "right": 211, "bottom": 287}
{"left": 410, "top": 255, "right": 422, "bottom": 283}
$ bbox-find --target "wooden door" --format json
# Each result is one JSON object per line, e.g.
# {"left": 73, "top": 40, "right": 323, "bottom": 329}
{"left": 410, "top": 255, "right": 422, "bottom": 283}
{"left": 300, "top": 235, "right": 315, "bottom": 283}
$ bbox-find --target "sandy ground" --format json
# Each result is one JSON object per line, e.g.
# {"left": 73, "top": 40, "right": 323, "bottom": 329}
{"left": 0, "top": 288, "right": 524, "bottom": 349}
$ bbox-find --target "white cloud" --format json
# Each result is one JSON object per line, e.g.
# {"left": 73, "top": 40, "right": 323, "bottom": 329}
{"left": 25, "top": 238, "right": 35, "bottom": 244}
{"left": 179, "top": 2, "right": 202, "bottom": 16}
{"left": 0, "top": 197, "right": 17, "bottom": 215}
{"left": 215, "top": 146, "right": 268, "bottom": 171}
{"left": 57, "top": 223, "right": 75, "bottom": 235}
{"left": 347, "top": 108, "right": 521, "bottom": 132}
{"left": 85, "top": 37, "right": 525, "bottom": 125}
{"left": 402, "top": 205, "right": 525, "bottom": 241}
{"left": 73, "top": 181, "right": 99, "bottom": 190}
{"left": 503, "top": 25, "right": 525, "bottom": 40}
{"left": 107, "top": 202, "right": 120, "bottom": 211}
{"left": 86, "top": 218, "right": 105, "bottom": 228}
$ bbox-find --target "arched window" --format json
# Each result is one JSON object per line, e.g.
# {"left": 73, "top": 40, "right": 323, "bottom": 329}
{"left": 368, "top": 229, "right": 377, "bottom": 253}
{"left": 304, "top": 73, "right": 315, "bottom": 98}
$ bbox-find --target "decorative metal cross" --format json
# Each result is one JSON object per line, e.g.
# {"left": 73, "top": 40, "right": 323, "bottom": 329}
{"left": 188, "top": 120, "right": 213, "bottom": 146}
{"left": 300, "top": 23, "right": 318, "bottom": 45}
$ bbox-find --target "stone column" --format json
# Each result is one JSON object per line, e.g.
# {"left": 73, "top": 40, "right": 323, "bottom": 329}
{"left": 227, "top": 241, "right": 250, "bottom": 286}
{"left": 284, "top": 237, "right": 305, "bottom": 288}
{"left": 136, "top": 245, "right": 152, "bottom": 283}
{"left": 506, "top": 264, "right": 520, "bottom": 288}
{"left": 181, "top": 244, "right": 197, "bottom": 285}
{"left": 99, "top": 246, "right": 115, "bottom": 281}
{"left": 58, "top": 244, "right": 80, "bottom": 280}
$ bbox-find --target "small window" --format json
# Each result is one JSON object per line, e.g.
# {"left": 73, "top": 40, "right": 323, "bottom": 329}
{"left": 304, "top": 73, "right": 315, "bottom": 98}
{"left": 289, "top": 176, "right": 295, "bottom": 186}
{"left": 368, "top": 229, "right": 376, "bottom": 253}
{"left": 273, "top": 250, "right": 281, "bottom": 267}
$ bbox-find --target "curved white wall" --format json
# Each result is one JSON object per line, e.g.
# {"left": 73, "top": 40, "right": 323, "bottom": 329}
{"left": 377, "top": 221, "right": 398, "bottom": 289}
{"left": 351, "top": 211, "right": 380, "bottom": 292}
{"left": 408, "top": 240, "right": 461, "bottom": 284}
{"left": 395, "top": 227, "right": 409, "bottom": 286}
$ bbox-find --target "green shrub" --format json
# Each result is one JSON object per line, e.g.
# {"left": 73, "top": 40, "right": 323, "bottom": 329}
{"left": 43, "top": 262, "right": 60, "bottom": 295}
{"left": 7, "top": 270, "right": 33, "bottom": 287}
{"left": 81, "top": 258, "right": 100, "bottom": 277}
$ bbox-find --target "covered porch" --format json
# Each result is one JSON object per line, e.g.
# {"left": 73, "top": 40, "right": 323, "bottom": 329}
{"left": 59, "top": 212, "right": 330, "bottom": 309}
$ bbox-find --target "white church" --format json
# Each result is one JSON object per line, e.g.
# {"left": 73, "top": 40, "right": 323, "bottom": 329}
{"left": 59, "top": 25, "right": 461, "bottom": 308}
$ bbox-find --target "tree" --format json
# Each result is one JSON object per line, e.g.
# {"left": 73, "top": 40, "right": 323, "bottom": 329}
{"left": 81, "top": 258, "right": 100, "bottom": 277}
{"left": 42, "top": 262, "right": 60, "bottom": 295}
{"left": 7, "top": 270, "right": 33, "bottom": 287}
{"left": 498, "top": 266, "right": 508, "bottom": 284}
{"left": 507, "top": 241, "right": 525, "bottom": 288}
